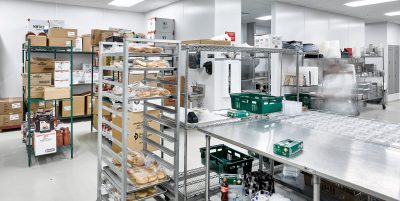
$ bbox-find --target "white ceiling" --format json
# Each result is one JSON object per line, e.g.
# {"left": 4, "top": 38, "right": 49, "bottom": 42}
{"left": 274, "top": 0, "right": 400, "bottom": 24}
{"left": 241, "top": 0, "right": 271, "bottom": 27}
{"left": 25, "top": 0, "right": 181, "bottom": 12}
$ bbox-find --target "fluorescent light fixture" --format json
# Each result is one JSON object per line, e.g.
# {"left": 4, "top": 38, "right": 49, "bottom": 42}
{"left": 256, "top": 15, "right": 272, "bottom": 21}
{"left": 345, "top": 0, "right": 398, "bottom": 7}
{"left": 385, "top": 11, "right": 400, "bottom": 16}
{"left": 108, "top": 0, "right": 144, "bottom": 7}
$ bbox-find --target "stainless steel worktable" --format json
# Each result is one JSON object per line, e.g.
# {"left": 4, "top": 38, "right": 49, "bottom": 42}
{"left": 198, "top": 119, "right": 400, "bottom": 201}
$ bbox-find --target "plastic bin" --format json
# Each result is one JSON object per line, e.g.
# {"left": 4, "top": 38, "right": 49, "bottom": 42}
{"left": 230, "top": 93, "right": 283, "bottom": 114}
{"left": 200, "top": 144, "right": 253, "bottom": 175}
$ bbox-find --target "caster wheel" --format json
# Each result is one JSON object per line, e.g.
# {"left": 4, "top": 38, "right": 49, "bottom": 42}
{"left": 382, "top": 104, "right": 386, "bottom": 110}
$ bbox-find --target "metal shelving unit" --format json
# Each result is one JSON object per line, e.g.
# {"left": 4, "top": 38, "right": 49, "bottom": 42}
{"left": 22, "top": 40, "right": 74, "bottom": 167}
{"left": 97, "top": 39, "right": 182, "bottom": 201}
{"left": 180, "top": 44, "right": 299, "bottom": 200}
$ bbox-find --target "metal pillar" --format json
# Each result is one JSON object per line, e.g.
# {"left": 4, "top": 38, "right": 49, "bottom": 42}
{"left": 313, "top": 175, "right": 321, "bottom": 201}
{"left": 205, "top": 134, "right": 211, "bottom": 200}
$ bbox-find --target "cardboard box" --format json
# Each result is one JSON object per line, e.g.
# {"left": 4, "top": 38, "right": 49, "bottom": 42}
{"left": 93, "top": 114, "right": 111, "bottom": 131}
{"left": 101, "top": 32, "right": 115, "bottom": 42}
{"left": 82, "top": 35, "right": 92, "bottom": 52}
{"left": 27, "top": 86, "right": 46, "bottom": 99}
{"left": 74, "top": 37, "right": 82, "bottom": 51}
{"left": 54, "top": 80, "right": 70, "bottom": 88}
{"left": 54, "top": 61, "right": 70, "bottom": 71}
{"left": 112, "top": 110, "right": 161, "bottom": 153}
{"left": 0, "top": 113, "right": 22, "bottom": 127}
{"left": 27, "top": 35, "right": 47, "bottom": 46}
{"left": 48, "top": 28, "right": 77, "bottom": 38}
{"left": 22, "top": 73, "right": 52, "bottom": 86}
{"left": 26, "top": 19, "right": 48, "bottom": 35}
{"left": 48, "top": 37, "right": 76, "bottom": 47}
{"left": 116, "top": 73, "right": 158, "bottom": 85}
{"left": 61, "top": 96, "right": 85, "bottom": 117}
{"left": 30, "top": 101, "right": 54, "bottom": 112}
{"left": 93, "top": 96, "right": 112, "bottom": 115}
{"left": 54, "top": 71, "right": 70, "bottom": 81}
{"left": 73, "top": 70, "right": 85, "bottom": 84}
{"left": 25, "top": 57, "right": 55, "bottom": 74}
{"left": 91, "top": 29, "right": 116, "bottom": 46}
{"left": 0, "top": 97, "right": 23, "bottom": 115}
{"left": 34, "top": 130, "right": 56, "bottom": 156}
{"left": 85, "top": 95, "right": 92, "bottom": 115}
{"left": 44, "top": 87, "right": 70, "bottom": 100}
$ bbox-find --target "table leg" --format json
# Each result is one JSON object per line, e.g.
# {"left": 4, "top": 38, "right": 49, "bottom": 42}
{"left": 269, "top": 159, "right": 274, "bottom": 175}
{"left": 313, "top": 175, "right": 321, "bottom": 201}
{"left": 205, "top": 134, "right": 211, "bottom": 201}
{"left": 184, "top": 129, "right": 188, "bottom": 201}
{"left": 259, "top": 155, "right": 263, "bottom": 170}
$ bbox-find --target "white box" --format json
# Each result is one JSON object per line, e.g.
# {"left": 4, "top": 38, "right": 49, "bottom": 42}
{"left": 48, "top": 20, "right": 65, "bottom": 28}
{"left": 74, "top": 37, "right": 82, "bottom": 52}
{"left": 54, "top": 70, "right": 70, "bottom": 81}
{"left": 147, "top": 17, "right": 175, "bottom": 33}
{"left": 255, "top": 35, "right": 282, "bottom": 49}
{"left": 84, "top": 71, "right": 99, "bottom": 83}
{"left": 73, "top": 70, "right": 85, "bottom": 84}
{"left": 82, "top": 64, "right": 92, "bottom": 71}
{"left": 147, "top": 31, "right": 174, "bottom": 40}
{"left": 34, "top": 130, "right": 56, "bottom": 156}
{"left": 26, "top": 19, "right": 49, "bottom": 35}
{"left": 54, "top": 80, "right": 70, "bottom": 88}
{"left": 54, "top": 61, "right": 70, "bottom": 71}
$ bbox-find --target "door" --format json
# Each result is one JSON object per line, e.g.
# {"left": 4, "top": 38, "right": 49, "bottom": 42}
{"left": 395, "top": 46, "right": 400, "bottom": 93}
{"left": 388, "top": 45, "right": 394, "bottom": 94}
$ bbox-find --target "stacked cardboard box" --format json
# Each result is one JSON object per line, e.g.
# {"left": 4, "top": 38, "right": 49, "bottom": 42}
{"left": 112, "top": 110, "right": 161, "bottom": 153}
{"left": 48, "top": 28, "right": 77, "bottom": 47}
{"left": 27, "top": 35, "right": 47, "bottom": 46}
{"left": 0, "top": 98, "right": 23, "bottom": 128}
{"left": 93, "top": 96, "right": 112, "bottom": 131}
{"left": 158, "top": 76, "right": 185, "bottom": 107}
{"left": 61, "top": 96, "right": 86, "bottom": 117}
{"left": 91, "top": 29, "right": 116, "bottom": 46}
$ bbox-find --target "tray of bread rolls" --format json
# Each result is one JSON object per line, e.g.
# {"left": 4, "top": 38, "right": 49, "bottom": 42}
{"left": 105, "top": 151, "right": 170, "bottom": 192}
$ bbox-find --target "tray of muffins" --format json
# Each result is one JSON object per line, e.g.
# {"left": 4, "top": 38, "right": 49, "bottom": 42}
{"left": 104, "top": 151, "right": 170, "bottom": 192}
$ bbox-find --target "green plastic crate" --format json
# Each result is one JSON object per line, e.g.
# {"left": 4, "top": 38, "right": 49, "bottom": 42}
{"left": 285, "top": 93, "right": 311, "bottom": 109}
{"left": 200, "top": 144, "right": 253, "bottom": 175}
{"left": 230, "top": 93, "right": 283, "bottom": 114}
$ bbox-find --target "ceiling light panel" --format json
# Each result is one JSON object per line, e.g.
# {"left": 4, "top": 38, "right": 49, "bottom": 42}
{"left": 385, "top": 11, "right": 400, "bottom": 16}
{"left": 256, "top": 15, "right": 272, "bottom": 21}
{"left": 345, "top": 0, "right": 398, "bottom": 7}
{"left": 108, "top": 0, "right": 144, "bottom": 7}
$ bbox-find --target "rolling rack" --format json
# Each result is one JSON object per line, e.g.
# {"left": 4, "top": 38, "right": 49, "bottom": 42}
{"left": 180, "top": 44, "right": 299, "bottom": 200}
{"left": 97, "top": 39, "right": 182, "bottom": 201}
{"left": 356, "top": 55, "right": 386, "bottom": 110}
{"left": 22, "top": 40, "right": 74, "bottom": 167}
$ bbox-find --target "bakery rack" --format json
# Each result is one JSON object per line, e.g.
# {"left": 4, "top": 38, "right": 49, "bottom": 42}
{"left": 22, "top": 40, "right": 75, "bottom": 167}
{"left": 97, "top": 39, "right": 182, "bottom": 201}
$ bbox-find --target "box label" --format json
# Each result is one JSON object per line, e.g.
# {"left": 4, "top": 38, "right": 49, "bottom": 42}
{"left": 66, "top": 41, "right": 71, "bottom": 46}
{"left": 39, "top": 101, "right": 45, "bottom": 107}
{"left": 64, "top": 106, "right": 71, "bottom": 111}
{"left": 10, "top": 114, "right": 19, "bottom": 121}
{"left": 67, "top": 31, "right": 75, "bottom": 37}
{"left": 12, "top": 103, "right": 21, "bottom": 109}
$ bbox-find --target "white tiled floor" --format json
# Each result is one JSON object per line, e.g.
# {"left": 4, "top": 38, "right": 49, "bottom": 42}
{"left": 0, "top": 101, "right": 398, "bottom": 201}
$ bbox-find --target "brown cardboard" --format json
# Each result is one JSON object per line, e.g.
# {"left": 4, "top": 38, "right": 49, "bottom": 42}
{"left": 101, "top": 32, "right": 114, "bottom": 41}
{"left": 48, "top": 37, "right": 76, "bottom": 47}
{"left": 157, "top": 76, "right": 185, "bottom": 106}
{"left": 116, "top": 73, "right": 158, "bottom": 85}
{"left": 213, "top": 40, "right": 231, "bottom": 46}
{"left": 61, "top": 96, "right": 85, "bottom": 117}
{"left": 82, "top": 35, "right": 92, "bottom": 52}
{"left": 0, "top": 97, "right": 23, "bottom": 115}
{"left": 22, "top": 73, "right": 52, "bottom": 86}
{"left": 91, "top": 29, "right": 115, "bottom": 45}
{"left": 48, "top": 28, "right": 77, "bottom": 38}
{"left": 93, "top": 96, "right": 112, "bottom": 115}
{"left": 112, "top": 110, "right": 161, "bottom": 153}
{"left": 25, "top": 57, "right": 55, "bottom": 74}
{"left": 85, "top": 95, "right": 92, "bottom": 115}
{"left": 26, "top": 86, "right": 46, "bottom": 99}
{"left": 30, "top": 101, "right": 54, "bottom": 112}
{"left": 44, "top": 87, "right": 70, "bottom": 100}
{"left": 93, "top": 114, "right": 111, "bottom": 131}
{"left": 0, "top": 113, "right": 22, "bottom": 127}
{"left": 27, "top": 35, "right": 47, "bottom": 46}
{"left": 182, "top": 39, "right": 231, "bottom": 46}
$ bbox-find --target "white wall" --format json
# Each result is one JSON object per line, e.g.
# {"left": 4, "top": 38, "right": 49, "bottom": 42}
{"left": 145, "top": 0, "right": 215, "bottom": 40}
{"left": 214, "top": 0, "right": 242, "bottom": 44}
{"left": 270, "top": 2, "right": 366, "bottom": 96}
{"left": 272, "top": 2, "right": 365, "bottom": 48}
{"left": 0, "top": 0, "right": 145, "bottom": 98}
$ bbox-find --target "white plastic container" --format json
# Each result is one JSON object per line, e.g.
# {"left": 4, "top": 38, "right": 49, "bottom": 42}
{"left": 282, "top": 100, "right": 302, "bottom": 116}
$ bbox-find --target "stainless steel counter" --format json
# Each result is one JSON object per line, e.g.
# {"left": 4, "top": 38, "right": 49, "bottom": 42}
{"left": 198, "top": 119, "right": 400, "bottom": 201}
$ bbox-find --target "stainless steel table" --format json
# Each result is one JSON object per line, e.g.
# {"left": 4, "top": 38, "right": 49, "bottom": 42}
{"left": 198, "top": 119, "right": 400, "bottom": 201}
